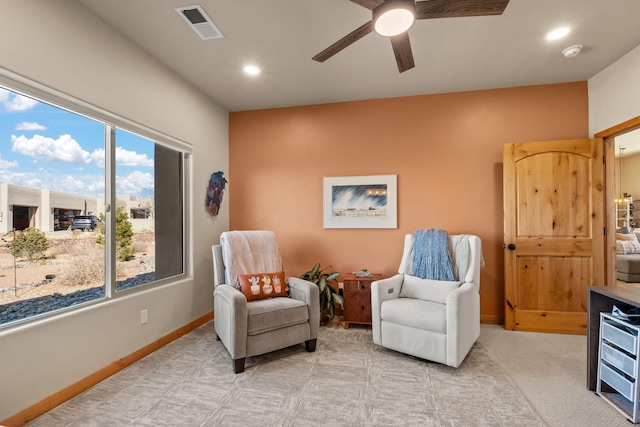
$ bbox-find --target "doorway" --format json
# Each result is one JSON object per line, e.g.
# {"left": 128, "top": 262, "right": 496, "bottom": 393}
{"left": 613, "top": 131, "right": 640, "bottom": 231}
{"left": 12, "top": 205, "right": 36, "bottom": 230}
{"left": 595, "top": 116, "right": 640, "bottom": 286}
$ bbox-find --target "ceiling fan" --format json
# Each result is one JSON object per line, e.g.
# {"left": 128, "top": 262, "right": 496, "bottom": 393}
{"left": 312, "top": 0, "right": 510, "bottom": 73}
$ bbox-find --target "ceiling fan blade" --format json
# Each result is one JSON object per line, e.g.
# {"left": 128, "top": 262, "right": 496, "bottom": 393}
{"left": 349, "top": 0, "right": 384, "bottom": 10}
{"left": 313, "top": 21, "right": 374, "bottom": 63}
{"left": 390, "top": 32, "right": 415, "bottom": 73}
{"left": 416, "top": 0, "right": 510, "bottom": 19}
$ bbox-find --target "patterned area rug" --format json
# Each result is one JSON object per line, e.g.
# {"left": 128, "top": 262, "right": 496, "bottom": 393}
{"left": 27, "top": 323, "right": 544, "bottom": 426}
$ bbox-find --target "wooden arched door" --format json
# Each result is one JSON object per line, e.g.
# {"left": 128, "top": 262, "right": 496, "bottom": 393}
{"left": 504, "top": 139, "right": 605, "bottom": 334}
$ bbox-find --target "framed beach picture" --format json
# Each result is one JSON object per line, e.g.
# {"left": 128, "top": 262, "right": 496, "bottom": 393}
{"left": 323, "top": 174, "right": 397, "bottom": 229}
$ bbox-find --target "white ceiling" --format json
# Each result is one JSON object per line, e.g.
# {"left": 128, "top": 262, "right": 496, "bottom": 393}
{"left": 75, "top": 0, "right": 640, "bottom": 112}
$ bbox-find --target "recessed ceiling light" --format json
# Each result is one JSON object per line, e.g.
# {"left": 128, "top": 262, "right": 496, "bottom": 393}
{"left": 243, "top": 65, "right": 260, "bottom": 75}
{"left": 546, "top": 27, "right": 570, "bottom": 41}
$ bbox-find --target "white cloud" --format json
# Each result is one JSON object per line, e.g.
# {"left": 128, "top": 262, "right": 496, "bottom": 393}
{"left": 16, "top": 121, "right": 47, "bottom": 131}
{"left": 117, "top": 170, "right": 154, "bottom": 195}
{"left": 17, "top": 174, "right": 46, "bottom": 189}
{"left": 116, "top": 146, "right": 154, "bottom": 167}
{"left": 0, "top": 89, "right": 38, "bottom": 112}
{"left": 89, "top": 149, "right": 105, "bottom": 167}
{"left": 11, "top": 134, "right": 91, "bottom": 164}
{"left": 0, "top": 168, "right": 106, "bottom": 199}
{"left": 90, "top": 147, "right": 154, "bottom": 168}
{"left": 0, "top": 154, "right": 18, "bottom": 170}
{"left": 59, "top": 175, "right": 90, "bottom": 194}
{"left": 0, "top": 170, "right": 45, "bottom": 191}
{"left": 0, "top": 167, "right": 150, "bottom": 199}
{"left": 85, "top": 177, "right": 106, "bottom": 196}
{"left": 3, "top": 128, "right": 153, "bottom": 198}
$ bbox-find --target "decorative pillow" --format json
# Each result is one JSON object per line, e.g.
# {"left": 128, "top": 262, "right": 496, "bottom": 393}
{"left": 616, "top": 232, "right": 638, "bottom": 242}
{"left": 616, "top": 240, "right": 640, "bottom": 255}
{"left": 399, "top": 275, "right": 461, "bottom": 304}
{"left": 237, "top": 271, "right": 288, "bottom": 301}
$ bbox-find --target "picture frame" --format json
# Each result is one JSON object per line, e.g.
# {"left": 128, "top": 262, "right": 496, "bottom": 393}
{"left": 323, "top": 174, "right": 397, "bottom": 229}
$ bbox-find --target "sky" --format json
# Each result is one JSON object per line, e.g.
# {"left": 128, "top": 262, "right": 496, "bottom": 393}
{"left": 332, "top": 184, "right": 388, "bottom": 210}
{"left": 0, "top": 87, "right": 154, "bottom": 199}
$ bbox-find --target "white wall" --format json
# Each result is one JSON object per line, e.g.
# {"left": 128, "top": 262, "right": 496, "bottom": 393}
{"left": 589, "top": 44, "right": 640, "bottom": 136}
{"left": 0, "top": 0, "right": 228, "bottom": 421}
{"left": 621, "top": 153, "right": 640, "bottom": 202}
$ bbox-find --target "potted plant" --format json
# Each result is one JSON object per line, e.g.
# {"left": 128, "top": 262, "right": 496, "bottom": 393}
{"left": 300, "top": 263, "right": 344, "bottom": 324}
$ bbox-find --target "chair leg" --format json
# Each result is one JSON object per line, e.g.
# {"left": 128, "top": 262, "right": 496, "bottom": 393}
{"left": 233, "top": 358, "right": 245, "bottom": 374}
{"left": 305, "top": 338, "right": 317, "bottom": 352}
{"left": 216, "top": 335, "right": 221, "bottom": 341}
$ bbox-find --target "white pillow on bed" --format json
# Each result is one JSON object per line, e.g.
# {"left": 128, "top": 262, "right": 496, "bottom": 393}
{"left": 399, "top": 275, "right": 461, "bottom": 303}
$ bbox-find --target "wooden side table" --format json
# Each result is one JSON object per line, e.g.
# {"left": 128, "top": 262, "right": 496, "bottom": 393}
{"left": 342, "top": 273, "right": 383, "bottom": 329}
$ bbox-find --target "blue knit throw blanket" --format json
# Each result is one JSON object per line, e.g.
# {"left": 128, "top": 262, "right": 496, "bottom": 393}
{"left": 412, "top": 229, "right": 455, "bottom": 281}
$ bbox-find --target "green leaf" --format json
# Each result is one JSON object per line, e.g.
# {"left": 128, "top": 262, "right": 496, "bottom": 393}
{"left": 318, "top": 277, "right": 327, "bottom": 292}
{"left": 326, "top": 272, "right": 340, "bottom": 281}
{"left": 332, "top": 293, "right": 344, "bottom": 307}
{"left": 311, "top": 263, "right": 320, "bottom": 276}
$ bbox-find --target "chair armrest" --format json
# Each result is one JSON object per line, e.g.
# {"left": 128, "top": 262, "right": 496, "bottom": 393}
{"left": 214, "top": 284, "right": 248, "bottom": 359}
{"left": 212, "top": 244, "right": 225, "bottom": 288}
{"left": 371, "top": 274, "right": 403, "bottom": 345}
{"left": 288, "top": 277, "right": 320, "bottom": 339}
{"left": 445, "top": 282, "right": 480, "bottom": 367}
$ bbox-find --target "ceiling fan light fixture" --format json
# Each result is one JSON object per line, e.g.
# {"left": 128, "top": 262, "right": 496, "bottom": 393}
{"left": 373, "top": 0, "right": 415, "bottom": 37}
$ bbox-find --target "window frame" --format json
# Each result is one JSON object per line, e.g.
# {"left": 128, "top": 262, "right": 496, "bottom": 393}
{"left": 0, "top": 67, "right": 192, "bottom": 324}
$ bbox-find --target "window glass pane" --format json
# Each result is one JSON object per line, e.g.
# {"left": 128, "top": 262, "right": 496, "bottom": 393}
{"left": 0, "top": 87, "right": 105, "bottom": 326}
{"left": 153, "top": 144, "right": 184, "bottom": 280}
{"left": 114, "top": 129, "right": 183, "bottom": 291}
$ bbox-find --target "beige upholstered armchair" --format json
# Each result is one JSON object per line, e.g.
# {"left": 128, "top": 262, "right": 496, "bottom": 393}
{"left": 212, "top": 230, "right": 319, "bottom": 373}
{"left": 371, "top": 232, "right": 482, "bottom": 368}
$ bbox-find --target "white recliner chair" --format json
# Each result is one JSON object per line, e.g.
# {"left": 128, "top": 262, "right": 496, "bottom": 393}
{"left": 371, "top": 233, "right": 482, "bottom": 368}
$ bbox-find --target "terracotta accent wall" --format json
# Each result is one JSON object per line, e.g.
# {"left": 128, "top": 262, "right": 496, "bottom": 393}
{"left": 229, "top": 82, "right": 588, "bottom": 322}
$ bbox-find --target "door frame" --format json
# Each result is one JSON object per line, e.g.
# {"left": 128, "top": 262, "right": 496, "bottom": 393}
{"left": 595, "top": 115, "right": 640, "bottom": 286}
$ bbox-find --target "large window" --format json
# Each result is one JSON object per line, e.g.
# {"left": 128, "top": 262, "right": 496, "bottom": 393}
{"left": 0, "top": 81, "right": 187, "bottom": 327}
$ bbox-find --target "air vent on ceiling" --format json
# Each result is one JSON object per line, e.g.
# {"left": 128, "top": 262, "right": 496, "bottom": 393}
{"left": 176, "top": 5, "right": 223, "bottom": 40}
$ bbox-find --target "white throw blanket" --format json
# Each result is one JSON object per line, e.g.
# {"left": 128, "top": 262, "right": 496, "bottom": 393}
{"left": 450, "top": 234, "right": 470, "bottom": 282}
{"left": 220, "top": 230, "right": 283, "bottom": 286}
{"left": 450, "top": 234, "right": 485, "bottom": 282}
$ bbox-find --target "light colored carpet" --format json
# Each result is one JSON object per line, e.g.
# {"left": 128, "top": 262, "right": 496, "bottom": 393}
{"left": 26, "top": 322, "right": 544, "bottom": 427}
{"left": 480, "top": 325, "right": 630, "bottom": 427}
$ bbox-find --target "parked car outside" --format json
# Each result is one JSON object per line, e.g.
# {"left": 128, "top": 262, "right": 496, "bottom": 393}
{"left": 69, "top": 215, "right": 102, "bottom": 231}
